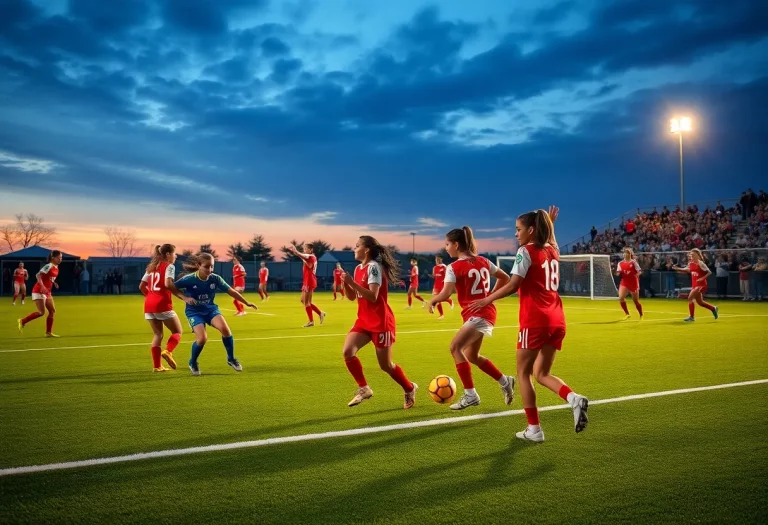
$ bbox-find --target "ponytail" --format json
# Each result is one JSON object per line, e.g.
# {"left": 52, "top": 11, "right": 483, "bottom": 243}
{"left": 446, "top": 226, "right": 477, "bottom": 256}
{"left": 47, "top": 250, "right": 62, "bottom": 263}
{"left": 691, "top": 248, "right": 706, "bottom": 264}
{"left": 359, "top": 235, "right": 400, "bottom": 283}
{"left": 147, "top": 244, "right": 175, "bottom": 273}
{"left": 518, "top": 210, "right": 556, "bottom": 248}
{"left": 182, "top": 252, "right": 213, "bottom": 273}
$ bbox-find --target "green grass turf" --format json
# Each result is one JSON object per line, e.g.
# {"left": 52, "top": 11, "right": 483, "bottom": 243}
{"left": 1, "top": 293, "right": 767, "bottom": 523}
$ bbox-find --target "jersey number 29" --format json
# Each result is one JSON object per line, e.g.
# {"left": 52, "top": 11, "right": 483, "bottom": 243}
{"left": 541, "top": 260, "right": 560, "bottom": 291}
{"left": 468, "top": 268, "right": 491, "bottom": 295}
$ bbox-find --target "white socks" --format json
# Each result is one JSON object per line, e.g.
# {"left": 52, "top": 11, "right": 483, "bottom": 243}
{"left": 465, "top": 388, "right": 478, "bottom": 397}
{"left": 566, "top": 392, "right": 577, "bottom": 404}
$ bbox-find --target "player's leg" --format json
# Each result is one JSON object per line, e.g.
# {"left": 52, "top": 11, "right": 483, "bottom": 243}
{"left": 343, "top": 331, "right": 373, "bottom": 406}
{"left": 233, "top": 288, "right": 244, "bottom": 314}
{"left": 307, "top": 289, "right": 325, "bottom": 324}
{"left": 693, "top": 289, "right": 718, "bottom": 318}
{"left": 462, "top": 335, "right": 514, "bottom": 405}
{"left": 12, "top": 282, "right": 19, "bottom": 304}
{"left": 406, "top": 288, "right": 413, "bottom": 308}
{"left": 210, "top": 314, "right": 241, "bottom": 370}
{"left": 413, "top": 287, "right": 425, "bottom": 305}
{"left": 160, "top": 315, "right": 181, "bottom": 369}
{"left": 44, "top": 297, "right": 58, "bottom": 337}
{"left": 374, "top": 338, "right": 417, "bottom": 409}
{"left": 533, "top": 343, "right": 588, "bottom": 433}
{"left": 188, "top": 322, "right": 208, "bottom": 375}
{"left": 333, "top": 284, "right": 338, "bottom": 301}
{"left": 263, "top": 283, "right": 269, "bottom": 300}
{"left": 258, "top": 283, "right": 264, "bottom": 300}
{"left": 148, "top": 319, "right": 165, "bottom": 371}
{"left": 630, "top": 290, "right": 643, "bottom": 317}
{"left": 20, "top": 284, "right": 26, "bottom": 303}
{"left": 618, "top": 285, "right": 630, "bottom": 318}
{"left": 448, "top": 324, "right": 484, "bottom": 409}
{"left": 515, "top": 345, "right": 544, "bottom": 441}
{"left": 301, "top": 288, "right": 314, "bottom": 326}
{"left": 685, "top": 289, "right": 698, "bottom": 321}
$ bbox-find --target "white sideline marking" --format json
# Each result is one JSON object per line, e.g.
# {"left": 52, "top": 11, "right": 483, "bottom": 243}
{"left": 1, "top": 379, "right": 765, "bottom": 477}
{"left": 219, "top": 308, "right": 276, "bottom": 316}
{"left": 3, "top": 314, "right": 766, "bottom": 354}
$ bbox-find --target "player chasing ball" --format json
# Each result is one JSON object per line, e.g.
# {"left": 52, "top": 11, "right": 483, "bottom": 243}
{"left": 673, "top": 248, "right": 719, "bottom": 322}
{"left": 429, "top": 226, "right": 516, "bottom": 411}
{"left": 616, "top": 247, "right": 644, "bottom": 320}
{"left": 174, "top": 253, "right": 257, "bottom": 376}
{"left": 288, "top": 243, "right": 326, "bottom": 328}
{"left": 467, "top": 206, "right": 589, "bottom": 443}
{"left": 429, "top": 255, "right": 454, "bottom": 319}
{"left": 18, "top": 250, "right": 62, "bottom": 338}
{"left": 341, "top": 236, "right": 417, "bottom": 409}
{"left": 405, "top": 258, "right": 426, "bottom": 309}
{"left": 11, "top": 262, "right": 28, "bottom": 305}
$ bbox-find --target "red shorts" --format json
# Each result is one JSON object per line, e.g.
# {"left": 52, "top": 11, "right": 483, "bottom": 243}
{"left": 334, "top": 281, "right": 342, "bottom": 288}
{"left": 619, "top": 281, "right": 638, "bottom": 293}
{"left": 302, "top": 283, "right": 317, "bottom": 293}
{"left": 259, "top": 280, "right": 267, "bottom": 286}
{"left": 517, "top": 326, "right": 566, "bottom": 351}
{"left": 409, "top": 282, "right": 418, "bottom": 290}
{"left": 350, "top": 321, "right": 396, "bottom": 347}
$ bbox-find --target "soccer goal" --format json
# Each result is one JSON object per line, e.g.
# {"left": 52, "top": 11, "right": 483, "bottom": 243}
{"left": 496, "top": 254, "right": 618, "bottom": 300}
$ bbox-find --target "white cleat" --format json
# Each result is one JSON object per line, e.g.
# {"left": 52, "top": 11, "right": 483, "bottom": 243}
{"left": 450, "top": 392, "right": 481, "bottom": 410}
{"left": 516, "top": 427, "right": 545, "bottom": 443}
{"left": 437, "top": 315, "right": 444, "bottom": 320}
{"left": 450, "top": 302, "right": 454, "bottom": 310}
{"left": 501, "top": 375, "right": 516, "bottom": 405}
{"left": 319, "top": 312, "right": 327, "bottom": 325}
{"left": 303, "top": 321, "right": 315, "bottom": 328}
{"left": 404, "top": 306, "right": 412, "bottom": 310}
{"left": 571, "top": 395, "right": 589, "bottom": 433}
{"left": 403, "top": 383, "right": 418, "bottom": 410}
{"left": 421, "top": 301, "right": 426, "bottom": 309}
{"left": 21, "top": 300, "right": 25, "bottom": 305}
{"left": 11, "top": 303, "right": 15, "bottom": 306}
{"left": 348, "top": 385, "right": 374, "bottom": 407}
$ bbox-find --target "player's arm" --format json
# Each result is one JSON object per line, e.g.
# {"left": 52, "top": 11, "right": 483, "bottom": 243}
{"left": 547, "top": 205, "right": 560, "bottom": 250}
{"left": 36, "top": 265, "right": 50, "bottom": 293}
{"left": 467, "top": 251, "right": 529, "bottom": 312}
{"left": 672, "top": 265, "right": 690, "bottom": 273}
{"left": 489, "top": 265, "right": 510, "bottom": 294}
{"left": 227, "top": 287, "right": 258, "bottom": 309}
{"left": 139, "top": 272, "right": 150, "bottom": 296}
{"left": 288, "top": 246, "right": 313, "bottom": 267}
{"left": 172, "top": 275, "right": 198, "bottom": 305}
{"left": 342, "top": 272, "right": 378, "bottom": 302}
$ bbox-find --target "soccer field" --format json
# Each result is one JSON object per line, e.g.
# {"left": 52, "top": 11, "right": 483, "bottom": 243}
{"left": 1, "top": 293, "right": 767, "bottom": 524}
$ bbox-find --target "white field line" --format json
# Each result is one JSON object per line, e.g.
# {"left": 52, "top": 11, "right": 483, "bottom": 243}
{"left": 2, "top": 313, "right": 766, "bottom": 354}
{"left": 1, "top": 378, "right": 766, "bottom": 477}
{"left": 219, "top": 308, "right": 276, "bottom": 316}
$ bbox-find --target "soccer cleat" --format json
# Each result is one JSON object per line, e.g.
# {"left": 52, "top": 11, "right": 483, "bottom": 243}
{"left": 437, "top": 315, "right": 444, "bottom": 320}
{"left": 17, "top": 319, "right": 23, "bottom": 334}
{"left": 21, "top": 300, "right": 25, "bottom": 305}
{"left": 571, "top": 395, "right": 589, "bottom": 433}
{"left": 516, "top": 427, "right": 545, "bottom": 443}
{"left": 683, "top": 317, "right": 695, "bottom": 322}
{"left": 227, "top": 358, "right": 243, "bottom": 372}
{"left": 450, "top": 302, "right": 455, "bottom": 310}
{"left": 161, "top": 350, "right": 177, "bottom": 370}
{"left": 319, "top": 312, "right": 327, "bottom": 325}
{"left": 450, "top": 392, "right": 481, "bottom": 410}
{"left": 621, "top": 315, "right": 631, "bottom": 321}
{"left": 303, "top": 321, "right": 315, "bottom": 328}
{"left": 265, "top": 296, "right": 269, "bottom": 302}
{"left": 153, "top": 366, "right": 169, "bottom": 373}
{"left": 235, "top": 311, "right": 247, "bottom": 317}
{"left": 189, "top": 362, "right": 201, "bottom": 376}
{"left": 45, "top": 333, "right": 60, "bottom": 338}
{"left": 404, "top": 306, "right": 412, "bottom": 310}
{"left": 639, "top": 315, "right": 644, "bottom": 321}
{"left": 403, "top": 383, "right": 418, "bottom": 410}
{"left": 712, "top": 306, "right": 719, "bottom": 319}
{"left": 348, "top": 386, "right": 374, "bottom": 407}
{"left": 11, "top": 302, "right": 15, "bottom": 306}
{"left": 501, "top": 375, "right": 516, "bottom": 405}
{"left": 421, "top": 301, "right": 426, "bottom": 309}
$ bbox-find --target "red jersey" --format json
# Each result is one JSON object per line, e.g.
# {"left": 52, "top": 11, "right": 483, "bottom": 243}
{"left": 232, "top": 263, "right": 246, "bottom": 288}
{"left": 333, "top": 268, "right": 343, "bottom": 284}
{"left": 512, "top": 244, "right": 565, "bottom": 328}
{"left": 141, "top": 261, "right": 176, "bottom": 313}
{"left": 32, "top": 263, "right": 59, "bottom": 294}
{"left": 353, "top": 261, "right": 395, "bottom": 333}
{"left": 445, "top": 256, "right": 498, "bottom": 324}
{"left": 302, "top": 254, "right": 317, "bottom": 286}
{"left": 689, "top": 261, "right": 710, "bottom": 289}
{"left": 259, "top": 267, "right": 269, "bottom": 284}
{"left": 617, "top": 259, "right": 641, "bottom": 289}
{"left": 410, "top": 266, "right": 419, "bottom": 287}
{"left": 432, "top": 264, "right": 447, "bottom": 290}
{"left": 13, "top": 268, "right": 27, "bottom": 283}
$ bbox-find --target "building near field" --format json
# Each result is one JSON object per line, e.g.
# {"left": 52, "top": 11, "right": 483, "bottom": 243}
{"left": 0, "top": 246, "right": 80, "bottom": 296}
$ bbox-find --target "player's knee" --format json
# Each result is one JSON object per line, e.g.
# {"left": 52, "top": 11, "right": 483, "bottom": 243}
{"left": 378, "top": 359, "right": 393, "bottom": 373}
{"left": 220, "top": 327, "right": 232, "bottom": 338}
{"left": 533, "top": 369, "right": 548, "bottom": 384}
{"left": 196, "top": 333, "right": 208, "bottom": 345}
{"left": 342, "top": 347, "right": 356, "bottom": 359}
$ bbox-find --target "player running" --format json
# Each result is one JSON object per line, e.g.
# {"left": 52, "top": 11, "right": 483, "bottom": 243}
{"left": 258, "top": 261, "right": 270, "bottom": 301}
{"left": 429, "top": 226, "right": 516, "bottom": 411}
{"left": 174, "top": 253, "right": 257, "bottom": 375}
{"left": 232, "top": 256, "right": 248, "bottom": 316}
{"left": 17, "top": 250, "right": 62, "bottom": 338}
{"left": 467, "top": 207, "right": 589, "bottom": 443}
{"left": 405, "top": 258, "right": 426, "bottom": 309}
{"left": 11, "top": 262, "right": 28, "bottom": 305}
{"left": 673, "top": 248, "right": 719, "bottom": 322}
{"left": 332, "top": 262, "right": 344, "bottom": 300}
{"left": 139, "top": 244, "right": 193, "bottom": 372}
{"left": 341, "top": 236, "right": 418, "bottom": 409}
{"left": 429, "top": 255, "right": 454, "bottom": 319}
{"left": 288, "top": 243, "right": 326, "bottom": 327}
{"left": 616, "top": 247, "right": 644, "bottom": 320}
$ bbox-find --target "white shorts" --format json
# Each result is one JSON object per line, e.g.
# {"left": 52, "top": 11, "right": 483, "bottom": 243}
{"left": 464, "top": 316, "right": 494, "bottom": 336}
{"left": 31, "top": 293, "right": 50, "bottom": 301}
{"left": 234, "top": 286, "right": 245, "bottom": 292}
{"left": 145, "top": 311, "right": 177, "bottom": 321}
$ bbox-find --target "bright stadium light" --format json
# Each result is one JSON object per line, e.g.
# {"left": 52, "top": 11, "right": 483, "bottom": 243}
{"left": 670, "top": 116, "right": 693, "bottom": 210}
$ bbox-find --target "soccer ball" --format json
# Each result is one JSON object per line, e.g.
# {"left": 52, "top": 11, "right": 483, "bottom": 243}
{"left": 428, "top": 375, "right": 457, "bottom": 404}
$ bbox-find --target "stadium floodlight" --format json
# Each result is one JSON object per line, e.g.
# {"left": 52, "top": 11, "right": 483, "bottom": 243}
{"left": 670, "top": 116, "right": 692, "bottom": 210}
{"left": 410, "top": 232, "right": 416, "bottom": 256}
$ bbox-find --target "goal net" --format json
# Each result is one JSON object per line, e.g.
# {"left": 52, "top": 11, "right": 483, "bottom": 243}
{"left": 496, "top": 254, "right": 618, "bottom": 300}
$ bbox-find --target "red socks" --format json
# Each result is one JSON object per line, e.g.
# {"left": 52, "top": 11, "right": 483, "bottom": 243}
{"left": 436, "top": 303, "right": 444, "bottom": 315}
{"left": 305, "top": 306, "right": 314, "bottom": 322}
{"left": 258, "top": 290, "right": 264, "bottom": 300}
{"left": 524, "top": 407, "right": 540, "bottom": 425}
{"left": 333, "top": 291, "right": 337, "bottom": 300}
{"left": 151, "top": 346, "right": 162, "bottom": 368}
{"left": 408, "top": 295, "right": 413, "bottom": 306}
{"left": 455, "top": 361, "right": 474, "bottom": 389}
{"left": 414, "top": 294, "right": 424, "bottom": 302}
{"left": 345, "top": 356, "right": 367, "bottom": 387}
{"left": 233, "top": 299, "right": 243, "bottom": 313}
{"left": 558, "top": 384, "right": 573, "bottom": 401}
{"left": 166, "top": 333, "right": 181, "bottom": 353}
{"left": 311, "top": 304, "right": 321, "bottom": 315}
{"left": 388, "top": 364, "right": 414, "bottom": 392}
{"left": 45, "top": 315, "right": 54, "bottom": 333}
{"left": 620, "top": 301, "right": 629, "bottom": 315}
{"left": 12, "top": 294, "right": 18, "bottom": 303}
{"left": 634, "top": 301, "right": 643, "bottom": 315}
{"left": 700, "top": 301, "right": 715, "bottom": 312}
{"left": 477, "top": 357, "right": 503, "bottom": 381}
{"left": 689, "top": 302, "right": 695, "bottom": 317}
{"left": 447, "top": 298, "right": 453, "bottom": 307}
{"left": 21, "top": 311, "right": 43, "bottom": 325}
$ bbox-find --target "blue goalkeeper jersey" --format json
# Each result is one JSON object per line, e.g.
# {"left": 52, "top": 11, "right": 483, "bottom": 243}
{"left": 174, "top": 272, "right": 231, "bottom": 316}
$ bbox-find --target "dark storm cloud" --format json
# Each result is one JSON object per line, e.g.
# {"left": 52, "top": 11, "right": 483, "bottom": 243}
{"left": 68, "top": 0, "right": 152, "bottom": 33}
{"left": 260, "top": 36, "right": 291, "bottom": 57}
{"left": 159, "top": 0, "right": 268, "bottom": 35}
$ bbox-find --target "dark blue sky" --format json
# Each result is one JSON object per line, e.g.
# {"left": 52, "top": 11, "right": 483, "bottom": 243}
{"left": 0, "top": 0, "right": 766, "bottom": 255}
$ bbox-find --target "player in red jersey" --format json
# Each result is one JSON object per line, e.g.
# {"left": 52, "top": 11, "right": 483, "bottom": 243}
{"left": 18, "top": 250, "right": 62, "bottom": 337}
{"left": 11, "top": 262, "right": 28, "bottom": 305}
{"left": 231, "top": 256, "right": 248, "bottom": 316}
{"left": 138, "top": 244, "right": 194, "bottom": 372}
{"left": 429, "top": 226, "right": 516, "bottom": 410}
{"left": 405, "top": 258, "right": 426, "bottom": 309}
{"left": 673, "top": 248, "right": 718, "bottom": 322}
{"left": 429, "top": 255, "right": 454, "bottom": 319}
{"left": 341, "top": 236, "right": 417, "bottom": 409}
{"left": 288, "top": 243, "right": 326, "bottom": 327}
{"left": 616, "top": 247, "right": 644, "bottom": 320}
{"left": 258, "top": 261, "right": 270, "bottom": 301}
{"left": 332, "top": 262, "right": 344, "bottom": 300}
{"left": 468, "top": 207, "right": 588, "bottom": 442}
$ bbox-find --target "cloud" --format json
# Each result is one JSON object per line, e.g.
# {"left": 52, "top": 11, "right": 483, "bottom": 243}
{"left": 260, "top": 36, "right": 291, "bottom": 57}
{"left": 0, "top": 150, "right": 58, "bottom": 174}
{"left": 308, "top": 211, "right": 338, "bottom": 222}
{"left": 417, "top": 218, "right": 448, "bottom": 228}
{"left": 475, "top": 227, "right": 509, "bottom": 233}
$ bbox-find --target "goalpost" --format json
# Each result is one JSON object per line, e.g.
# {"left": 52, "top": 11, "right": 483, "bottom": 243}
{"left": 496, "top": 254, "right": 618, "bottom": 300}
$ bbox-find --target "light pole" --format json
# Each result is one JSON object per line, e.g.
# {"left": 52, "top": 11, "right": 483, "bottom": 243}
{"left": 410, "top": 232, "right": 416, "bottom": 256}
{"left": 670, "top": 117, "right": 692, "bottom": 210}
